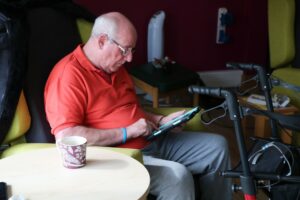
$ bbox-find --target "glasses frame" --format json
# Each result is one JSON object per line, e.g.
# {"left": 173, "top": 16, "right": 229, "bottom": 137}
{"left": 108, "top": 36, "right": 135, "bottom": 56}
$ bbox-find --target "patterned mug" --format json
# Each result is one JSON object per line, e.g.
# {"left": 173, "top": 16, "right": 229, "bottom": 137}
{"left": 56, "top": 136, "right": 87, "bottom": 169}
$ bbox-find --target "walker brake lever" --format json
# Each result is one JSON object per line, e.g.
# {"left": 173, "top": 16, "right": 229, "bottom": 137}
{"left": 200, "top": 101, "right": 228, "bottom": 125}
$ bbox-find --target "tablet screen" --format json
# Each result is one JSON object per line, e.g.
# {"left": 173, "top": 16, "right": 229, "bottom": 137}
{"left": 147, "top": 106, "right": 200, "bottom": 140}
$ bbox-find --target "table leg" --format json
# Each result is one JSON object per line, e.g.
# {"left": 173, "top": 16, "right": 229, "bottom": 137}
{"left": 152, "top": 88, "right": 159, "bottom": 108}
{"left": 254, "top": 116, "right": 292, "bottom": 144}
{"left": 280, "top": 129, "right": 292, "bottom": 144}
{"left": 254, "top": 116, "right": 270, "bottom": 138}
{"left": 193, "top": 94, "right": 199, "bottom": 107}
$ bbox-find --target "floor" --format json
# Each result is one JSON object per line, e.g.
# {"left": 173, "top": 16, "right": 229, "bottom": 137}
{"left": 138, "top": 93, "right": 269, "bottom": 200}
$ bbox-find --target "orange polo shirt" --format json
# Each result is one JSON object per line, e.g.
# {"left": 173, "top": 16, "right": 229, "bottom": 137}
{"left": 44, "top": 45, "right": 149, "bottom": 149}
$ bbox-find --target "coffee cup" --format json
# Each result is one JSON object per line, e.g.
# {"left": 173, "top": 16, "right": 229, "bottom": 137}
{"left": 56, "top": 136, "right": 87, "bottom": 169}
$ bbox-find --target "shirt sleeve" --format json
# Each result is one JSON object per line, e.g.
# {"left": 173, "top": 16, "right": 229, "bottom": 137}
{"left": 44, "top": 62, "right": 87, "bottom": 134}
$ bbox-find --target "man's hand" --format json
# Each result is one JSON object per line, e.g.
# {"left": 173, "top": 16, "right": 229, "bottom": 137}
{"left": 126, "top": 118, "right": 156, "bottom": 138}
{"left": 159, "top": 110, "right": 186, "bottom": 133}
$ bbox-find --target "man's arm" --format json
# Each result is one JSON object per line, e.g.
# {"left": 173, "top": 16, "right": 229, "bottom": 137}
{"left": 55, "top": 118, "right": 156, "bottom": 146}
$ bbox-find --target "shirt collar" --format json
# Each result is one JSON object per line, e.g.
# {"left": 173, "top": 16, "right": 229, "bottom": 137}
{"left": 74, "top": 44, "right": 112, "bottom": 83}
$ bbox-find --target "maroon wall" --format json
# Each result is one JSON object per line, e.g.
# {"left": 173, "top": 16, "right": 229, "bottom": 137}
{"left": 74, "top": 0, "right": 268, "bottom": 72}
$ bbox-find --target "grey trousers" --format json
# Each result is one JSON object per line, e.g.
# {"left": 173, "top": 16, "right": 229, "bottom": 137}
{"left": 142, "top": 131, "right": 232, "bottom": 200}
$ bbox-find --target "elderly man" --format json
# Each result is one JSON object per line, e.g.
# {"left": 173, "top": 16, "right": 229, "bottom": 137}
{"left": 44, "top": 12, "right": 232, "bottom": 200}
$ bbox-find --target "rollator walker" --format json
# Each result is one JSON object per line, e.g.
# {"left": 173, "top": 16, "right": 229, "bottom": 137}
{"left": 189, "top": 63, "right": 300, "bottom": 200}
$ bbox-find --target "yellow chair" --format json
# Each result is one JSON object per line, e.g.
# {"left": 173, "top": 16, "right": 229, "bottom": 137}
{"left": 1, "top": 17, "right": 206, "bottom": 162}
{"left": 268, "top": 0, "right": 300, "bottom": 144}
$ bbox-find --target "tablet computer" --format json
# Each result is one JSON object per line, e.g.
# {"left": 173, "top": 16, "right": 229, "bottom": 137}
{"left": 147, "top": 106, "right": 200, "bottom": 140}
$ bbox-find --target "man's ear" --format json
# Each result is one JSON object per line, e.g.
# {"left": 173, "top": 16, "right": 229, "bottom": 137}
{"left": 98, "top": 34, "right": 107, "bottom": 49}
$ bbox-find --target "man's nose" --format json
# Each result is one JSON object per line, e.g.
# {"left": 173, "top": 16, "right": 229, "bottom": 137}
{"left": 124, "top": 52, "right": 133, "bottom": 62}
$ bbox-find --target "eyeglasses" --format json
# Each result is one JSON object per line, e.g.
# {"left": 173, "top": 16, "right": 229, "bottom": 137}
{"left": 108, "top": 37, "right": 135, "bottom": 56}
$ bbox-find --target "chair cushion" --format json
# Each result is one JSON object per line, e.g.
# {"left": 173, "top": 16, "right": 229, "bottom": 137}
{"left": 272, "top": 67, "right": 300, "bottom": 147}
{"left": 272, "top": 67, "right": 300, "bottom": 108}
{"left": 1, "top": 143, "right": 143, "bottom": 163}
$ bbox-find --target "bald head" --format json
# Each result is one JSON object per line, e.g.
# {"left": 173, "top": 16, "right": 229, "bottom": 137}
{"left": 83, "top": 12, "right": 137, "bottom": 73}
{"left": 91, "top": 12, "right": 137, "bottom": 42}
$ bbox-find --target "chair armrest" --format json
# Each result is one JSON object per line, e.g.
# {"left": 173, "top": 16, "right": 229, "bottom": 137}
{"left": 0, "top": 143, "right": 143, "bottom": 163}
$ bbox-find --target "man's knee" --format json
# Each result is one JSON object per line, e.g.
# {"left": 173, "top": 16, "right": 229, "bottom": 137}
{"left": 157, "top": 163, "right": 195, "bottom": 199}
{"left": 211, "top": 134, "right": 229, "bottom": 154}
{"left": 161, "top": 162, "right": 194, "bottom": 187}
{"left": 152, "top": 162, "right": 194, "bottom": 188}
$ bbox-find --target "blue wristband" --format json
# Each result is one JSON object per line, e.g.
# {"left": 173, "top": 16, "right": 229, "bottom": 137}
{"left": 121, "top": 128, "right": 127, "bottom": 144}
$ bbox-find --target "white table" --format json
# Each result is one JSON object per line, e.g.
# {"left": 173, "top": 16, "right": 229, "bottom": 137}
{"left": 0, "top": 147, "right": 150, "bottom": 200}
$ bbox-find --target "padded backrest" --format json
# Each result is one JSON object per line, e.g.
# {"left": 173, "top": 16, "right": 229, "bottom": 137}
{"left": 23, "top": 7, "right": 82, "bottom": 143}
{"left": 24, "top": 4, "right": 95, "bottom": 143}
{"left": 268, "top": 0, "right": 295, "bottom": 69}
{"left": 76, "top": 18, "right": 93, "bottom": 43}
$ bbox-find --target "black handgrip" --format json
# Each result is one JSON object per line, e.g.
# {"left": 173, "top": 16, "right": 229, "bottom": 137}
{"left": 188, "top": 85, "right": 222, "bottom": 97}
{"left": 226, "top": 62, "right": 258, "bottom": 70}
{"left": 189, "top": 85, "right": 241, "bottom": 121}
{"left": 226, "top": 62, "right": 269, "bottom": 92}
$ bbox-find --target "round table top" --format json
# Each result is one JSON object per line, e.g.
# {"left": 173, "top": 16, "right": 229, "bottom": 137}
{"left": 0, "top": 147, "right": 150, "bottom": 200}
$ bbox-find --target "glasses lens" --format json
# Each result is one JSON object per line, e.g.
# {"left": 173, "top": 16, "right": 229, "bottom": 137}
{"left": 123, "top": 47, "right": 135, "bottom": 56}
{"left": 109, "top": 36, "right": 135, "bottom": 56}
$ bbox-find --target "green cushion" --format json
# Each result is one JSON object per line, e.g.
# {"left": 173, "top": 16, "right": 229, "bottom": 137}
{"left": 1, "top": 143, "right": 55, "bottom": 158}
{"left": 272, "top": 67, "right": 300, "bottom": 108}
{"left": 103, "top": 147, "right": 143, "bottom": 163}
{"left": 271, "top": 67, "right": 300, "bottom": 145}
{"left": 1, "top": 143, "right": 143, "bottom": 163}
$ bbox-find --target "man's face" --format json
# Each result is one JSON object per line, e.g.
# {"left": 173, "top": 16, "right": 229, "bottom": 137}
{"left": 98, "top": 34, "right": 136, "bottom": 74}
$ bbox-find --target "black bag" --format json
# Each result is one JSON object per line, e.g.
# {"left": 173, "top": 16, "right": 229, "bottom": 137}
{"left": 243, "top": 139, "right": 300, "bottom": 200}
{"left": 246, "top": 139, "right": 300, "bottom": 176}
{"left": 232, "top": 139, "right": 300, "bottom": 199}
